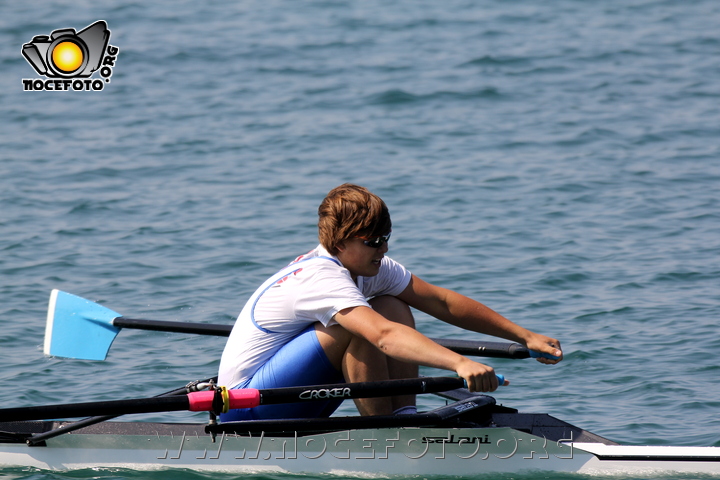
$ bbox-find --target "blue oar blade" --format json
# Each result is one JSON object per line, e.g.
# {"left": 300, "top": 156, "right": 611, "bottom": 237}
{"left": 44, "top": 290, "right": 122, "bottom": 361}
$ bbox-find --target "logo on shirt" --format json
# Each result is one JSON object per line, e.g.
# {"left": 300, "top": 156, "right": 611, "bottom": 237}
{"left": 275, "top": 268, "right": 303, "bottom": 285}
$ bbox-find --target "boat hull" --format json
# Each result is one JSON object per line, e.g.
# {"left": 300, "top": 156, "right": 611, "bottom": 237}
{"left": 1, "top": 419, "right": 718, "bottom": 475}
{"left": 0, "top": 423, "right": 586, "bottom": 475}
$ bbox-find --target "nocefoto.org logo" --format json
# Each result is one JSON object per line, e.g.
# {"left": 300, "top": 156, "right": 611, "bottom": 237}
{"left": 21, "top": 20, "right": 119, "bottom": 92}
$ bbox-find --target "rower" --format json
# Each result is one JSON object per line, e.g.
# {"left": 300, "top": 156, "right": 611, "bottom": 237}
{"left": 218, "top": 184, "right": 562, "bottom": 421}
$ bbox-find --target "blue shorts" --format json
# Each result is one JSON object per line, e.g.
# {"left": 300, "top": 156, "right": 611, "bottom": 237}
{"left": 219, "top": 325, "right": 345, "bottom": 422}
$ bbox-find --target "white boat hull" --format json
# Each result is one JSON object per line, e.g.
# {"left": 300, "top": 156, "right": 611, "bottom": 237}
{"left": 1, "top": 423, "right": 718, "bottom": 475}
{"left": 0, "top": 426, "right": 589, "bottom": 475}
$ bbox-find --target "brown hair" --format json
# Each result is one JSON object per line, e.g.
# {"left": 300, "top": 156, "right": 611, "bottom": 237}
{"left": 318, "top": 184, "right": 392, "bottom": 255}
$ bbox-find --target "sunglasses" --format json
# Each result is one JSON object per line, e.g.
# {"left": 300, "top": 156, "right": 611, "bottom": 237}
{"left": 357, "top": 232, "right": 391, "bottom": 249}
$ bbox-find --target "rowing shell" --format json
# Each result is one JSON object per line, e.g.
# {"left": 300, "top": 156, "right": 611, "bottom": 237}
{"left": 1, "top": 391, "right": 718, "bottom": 475}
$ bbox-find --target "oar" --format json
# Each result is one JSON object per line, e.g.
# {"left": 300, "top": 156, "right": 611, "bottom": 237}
{"left": 0, "top": 376, "right": 504, "bottom": 422}
{"left": 45, "top": 290, "right": 549, "bottom": 361}
{"left": 25, "top": 377, "right": 218, "bottom": 446}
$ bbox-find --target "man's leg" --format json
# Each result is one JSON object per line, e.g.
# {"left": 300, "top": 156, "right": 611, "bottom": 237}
{"left": 315, "top": 296, "right": 418, "bottom": 416}
{"left": 369, "top": 295, "right": 418, "bottom": 413}
{"left": 220, "top": 325, "right": 344, "bottom": 422}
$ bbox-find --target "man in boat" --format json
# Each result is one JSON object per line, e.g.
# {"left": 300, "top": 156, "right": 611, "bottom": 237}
{"left": 218, "top": 184, "right": 562, "bottom": 421}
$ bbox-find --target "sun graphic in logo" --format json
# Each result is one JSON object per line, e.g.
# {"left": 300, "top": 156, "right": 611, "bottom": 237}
{"left": 51, "top": 41, "right": 84, "bottom": 73}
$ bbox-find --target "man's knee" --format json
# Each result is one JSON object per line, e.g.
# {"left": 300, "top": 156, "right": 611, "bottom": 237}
{"left": 314, "top": 323, "right": 355, "bottom": 371}
{"left": 368, "top": 296, "right": 415, "bottom": 328}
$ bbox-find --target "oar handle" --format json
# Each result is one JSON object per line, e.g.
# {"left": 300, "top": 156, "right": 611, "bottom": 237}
{"left": 529, "top": 351, "right": 561, "bottom": 360}
{"left": 433, "top": 339, "right": 531, "bottom": 359}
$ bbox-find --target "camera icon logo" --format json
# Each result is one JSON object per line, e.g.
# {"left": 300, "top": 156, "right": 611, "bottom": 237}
{"left": 22, "top": 20, "right": 109, "bottom": 78}
{"left": 22, "top": 20, "right": 119, "bottom": 91}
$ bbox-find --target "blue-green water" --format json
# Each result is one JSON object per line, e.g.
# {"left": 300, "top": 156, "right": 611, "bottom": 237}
{"left": 1, "top": 1, "right": 719, "bottom": 479}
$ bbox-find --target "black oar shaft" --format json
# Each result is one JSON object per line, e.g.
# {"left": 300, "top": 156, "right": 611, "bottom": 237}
{"left": 258, "top": 377, "right": 466, "bottom": 405}
{"left": 0, "top": 395, "right": 190, "bottom": 422}
{"left": 114, "top": 318, "right": 233, "bottom": 336}
{"left": 113, "top": 318, "right": 529, "bottom": 359}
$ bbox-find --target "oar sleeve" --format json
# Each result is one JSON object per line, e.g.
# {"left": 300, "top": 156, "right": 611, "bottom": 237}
{"left": 187, "top": 389, "right": 261, "bottom": 413}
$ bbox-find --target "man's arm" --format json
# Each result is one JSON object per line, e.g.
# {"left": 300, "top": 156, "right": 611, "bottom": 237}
{"left": 333, "top": 305, "right": 504, "bottom": 391}
{"left": 397, "top": 274, "right": 563, "bottom": 364}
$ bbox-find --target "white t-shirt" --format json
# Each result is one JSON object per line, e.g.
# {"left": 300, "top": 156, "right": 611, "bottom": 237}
{"left": 218, "top": 245, "right": 412, "bottom": 388}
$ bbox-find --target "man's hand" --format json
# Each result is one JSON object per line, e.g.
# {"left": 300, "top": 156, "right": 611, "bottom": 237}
{"left": 455, "top": 358, "right": 509, "bottom": 392}
{"left": 525, "top": 334, "right": 563, "bottom": 364}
